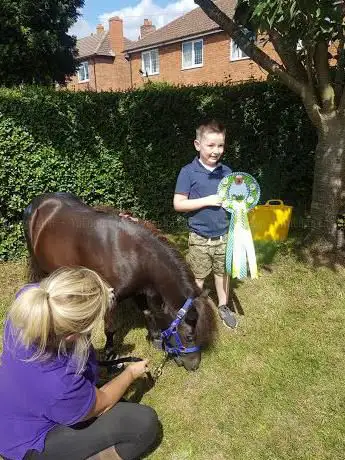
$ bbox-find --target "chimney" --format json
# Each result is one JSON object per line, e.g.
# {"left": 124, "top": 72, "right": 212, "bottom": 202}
{"left": 108, "top": 16, "right": 124, "bottom": 54}
{"left": 96, "top": 24, "right": 105, "bottom": 35}
{"left": 140, "top": 19, "right": 156, "bottom": 39}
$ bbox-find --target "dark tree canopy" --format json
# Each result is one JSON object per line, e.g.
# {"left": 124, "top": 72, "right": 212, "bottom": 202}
{"left": 0, "top": 0, "right": 84, "bottom": 86}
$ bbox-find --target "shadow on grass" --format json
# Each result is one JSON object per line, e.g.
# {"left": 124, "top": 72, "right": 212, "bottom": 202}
{"left": 260, "top": 228, "right": 345, "bottom": 271}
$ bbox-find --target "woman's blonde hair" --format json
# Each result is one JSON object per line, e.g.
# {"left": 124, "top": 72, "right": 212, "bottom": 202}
{"left": 9, "top": 267, "right": 112, "bottom": 373}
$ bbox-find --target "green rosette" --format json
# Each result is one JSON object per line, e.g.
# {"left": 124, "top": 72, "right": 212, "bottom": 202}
{"left": 218, "top": 172, "right": 260, "bottom": 279}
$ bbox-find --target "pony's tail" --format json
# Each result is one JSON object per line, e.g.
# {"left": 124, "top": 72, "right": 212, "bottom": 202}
{"left": 26, "top": 253, "right": 46, "bottom": 283}
{"left": 23, "top": 205, "right": 46, "bottom": 283}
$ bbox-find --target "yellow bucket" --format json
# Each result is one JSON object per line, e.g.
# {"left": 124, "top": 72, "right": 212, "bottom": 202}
{"left": 248, "top": 200, "right": 293, "bottom": 241}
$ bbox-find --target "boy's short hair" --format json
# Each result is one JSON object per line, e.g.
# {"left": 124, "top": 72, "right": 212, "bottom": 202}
{"left": 196, "top": 119, "right": 226, "bottom": 140}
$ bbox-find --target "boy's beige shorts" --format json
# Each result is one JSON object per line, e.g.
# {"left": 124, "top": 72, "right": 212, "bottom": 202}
{"left": 186, "top": 232, "right": 227, "bottom": 279}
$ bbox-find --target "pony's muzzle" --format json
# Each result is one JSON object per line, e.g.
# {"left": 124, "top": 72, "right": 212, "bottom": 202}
{"left": 175, "top": 352, "right": 201, "bottom": 371}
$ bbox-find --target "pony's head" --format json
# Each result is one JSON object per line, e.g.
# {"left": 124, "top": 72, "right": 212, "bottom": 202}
{"left": 163, "top": 291, "right": 217, "bottom": 371}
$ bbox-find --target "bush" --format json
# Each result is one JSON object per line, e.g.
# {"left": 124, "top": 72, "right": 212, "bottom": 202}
{"left": 0, "top": 82, "right": 317, "bottom": 260}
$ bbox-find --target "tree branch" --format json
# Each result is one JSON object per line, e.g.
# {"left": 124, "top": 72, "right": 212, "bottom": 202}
{"left": 301, "top": 88, "right": 323, "bottom": 130}
{"left": 269, "top": 30, "right": 308, "bottom": 83}
{"left": 194, "top": 0, "right": 323, "bottom": 128}
{"left": 338, "top": 85, "right": 345, "bottom": 112}
{"left": 335, "top": 38, "right": 345, "bottom": 106}
{"left": 314, "top": 40, "right": 335, "bottom": 113}
{"left": 305, "top": 44, "right": 315, "bottom": 90}
{"left": 194, "top": 0, "right": 305, "bottom": 97}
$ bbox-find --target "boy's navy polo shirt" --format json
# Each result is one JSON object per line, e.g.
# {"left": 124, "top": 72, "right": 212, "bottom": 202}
{"left": 175, "top": 157, "right": 232, "bottom": 238}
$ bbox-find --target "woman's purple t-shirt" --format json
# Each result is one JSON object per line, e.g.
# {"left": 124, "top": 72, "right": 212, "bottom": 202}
{"left": 0, "top": 287, "right": 97, "bottom": 460}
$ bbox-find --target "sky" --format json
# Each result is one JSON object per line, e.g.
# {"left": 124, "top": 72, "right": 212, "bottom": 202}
{"left": 69, "top": 0, "right": 198, "bottom": 41}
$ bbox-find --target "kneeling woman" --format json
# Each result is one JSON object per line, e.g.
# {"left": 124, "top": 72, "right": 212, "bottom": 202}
{"left": 0, "top": 267, "right": 159, "bottom": 460}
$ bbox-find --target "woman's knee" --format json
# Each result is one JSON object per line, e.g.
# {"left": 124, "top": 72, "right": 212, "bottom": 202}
{"left": 136, "top": 405, "right": 159, "bottom": 439}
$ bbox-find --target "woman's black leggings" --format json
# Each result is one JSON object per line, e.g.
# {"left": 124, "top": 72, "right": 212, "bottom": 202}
{"left": 25, "top": 402, "right": 159, "bottom": 460}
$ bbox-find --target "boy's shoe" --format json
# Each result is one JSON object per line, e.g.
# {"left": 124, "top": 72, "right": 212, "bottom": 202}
{"left": 218, "top": 304, "right": 238, "bottom": 329}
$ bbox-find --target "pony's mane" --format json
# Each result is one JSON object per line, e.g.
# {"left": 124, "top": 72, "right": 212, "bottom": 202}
{"left": 94, "top": 205, "right": 198, "bottom": 300}
{"left": 93, "top": 205, "right": 166, "bottom": 241}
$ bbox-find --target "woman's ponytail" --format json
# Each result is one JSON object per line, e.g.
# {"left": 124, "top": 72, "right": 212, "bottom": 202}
{"left": 9, "top": 287, "right": 53, "bottom": 360}
{"left": 8, "top": 267, "right": 111, "bottom": 373}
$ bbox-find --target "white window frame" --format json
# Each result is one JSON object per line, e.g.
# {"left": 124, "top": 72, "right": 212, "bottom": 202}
{"left": 182, "top": 39, "right": 204, "bottom": 69}
{"left": 230, "top": 39, "right": 250, "bottom": 61}
{"left": 77, "top": 61, "right": 89, "bottom": 82}
{"left": 141, "top": 49, "right": 159, "bottom": 76}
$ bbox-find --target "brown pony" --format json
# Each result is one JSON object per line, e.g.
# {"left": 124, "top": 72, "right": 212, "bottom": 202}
{"left": 23, "top": 192, "right": 217, "bottom": 371}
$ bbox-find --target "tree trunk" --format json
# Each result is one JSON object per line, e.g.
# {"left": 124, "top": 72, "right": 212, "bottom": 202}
{"left": 310, "top": 113, "right": 345, "bottom": 250}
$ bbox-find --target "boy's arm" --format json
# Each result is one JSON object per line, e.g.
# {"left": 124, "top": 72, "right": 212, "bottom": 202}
{"left": 174, "top": 166, "right": 221, "bottom": 212}
{"left": 173, "top": 193, "right": 221, "bottom": 212}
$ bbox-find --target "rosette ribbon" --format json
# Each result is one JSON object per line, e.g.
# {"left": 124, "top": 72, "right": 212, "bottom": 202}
{"left": 217, "top": 172, "right": 260, "bottom": 280}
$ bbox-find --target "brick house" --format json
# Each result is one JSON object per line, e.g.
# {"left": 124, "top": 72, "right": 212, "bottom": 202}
{"left": 68, "top": 0, "right": 277, "bottom": 91}
{"left": 124, "top": 0, "right": 276, "bottom": 88}
{"left": 66, "top": 16, "right": 132, "bottom": 91}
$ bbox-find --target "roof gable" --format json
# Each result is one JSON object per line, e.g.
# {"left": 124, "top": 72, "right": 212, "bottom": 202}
{"left": 76, "top": 32, "right": 133, "bottom": 59}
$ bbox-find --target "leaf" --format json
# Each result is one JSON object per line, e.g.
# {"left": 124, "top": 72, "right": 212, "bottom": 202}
{"left": 290, "top": 1, "right": 297, "bottom": 19}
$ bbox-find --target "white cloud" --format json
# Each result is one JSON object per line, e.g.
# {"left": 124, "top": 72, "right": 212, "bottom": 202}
{"left": 99, "top": 0, "right": 197, "bottom": 40}
{"left": 69, "top": 18, "right": 94, "bottom": 38}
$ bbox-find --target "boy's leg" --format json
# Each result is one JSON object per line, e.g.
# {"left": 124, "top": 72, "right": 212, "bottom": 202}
{"left": 195, "top": 278, "right": 205, "bottom": 289}
{"left": 213, "top": 239, "right": 238, "bottom": 329}
{"left": 214, "top": 273, "right": 228, "bottom": 306}
{"left": 186, "top": 232, "right": 212, "bottom": 287}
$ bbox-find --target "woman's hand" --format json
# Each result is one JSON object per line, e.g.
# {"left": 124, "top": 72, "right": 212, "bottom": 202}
{"left": 85, "top": 359, "right": 150, "bottom": 419}
{"left": 127, "top": 359, "right": 149, "bottom": 380}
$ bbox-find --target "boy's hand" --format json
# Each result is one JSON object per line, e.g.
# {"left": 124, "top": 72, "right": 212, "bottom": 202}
{"left": 127, "top": 359, "right": 149, "bottom": 380}
{"left": 206, "top": 194, "right": 222, "bottom": 207}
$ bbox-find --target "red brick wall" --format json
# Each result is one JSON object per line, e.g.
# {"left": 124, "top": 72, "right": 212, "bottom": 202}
{"left": 66, "top": 58, "right": 96, "bottom": 91}
{"left": 129, "top": 32, "right": 278, "bottom": 87}
{"left": 65, "top": 54, "right": 131, "bottom": 92}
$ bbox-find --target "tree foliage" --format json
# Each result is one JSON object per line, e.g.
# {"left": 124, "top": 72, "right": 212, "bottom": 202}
{"left": 235, "top": 0, "right": 345, "bottom": 115}
{"left": 0, "top": 0, "right": 83, "bottom": 85}
{"left": 195, "top": 0, "right": 345, "bottom": 251}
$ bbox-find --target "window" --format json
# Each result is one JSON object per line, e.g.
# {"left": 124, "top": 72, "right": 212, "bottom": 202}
{"left": 182, "top": 39, "right": 203, "bottom": 69}
{"left": 141, "top": 49, "right": 159, "bottom": 76}
{"left": 230, "top": 40, "right": 249, "bottom": 61}
{"left": 230, "top": 31, "right": 255, "bottom": 61}
{"left": 78, "top": 61, "right": 89, "bottom": 82}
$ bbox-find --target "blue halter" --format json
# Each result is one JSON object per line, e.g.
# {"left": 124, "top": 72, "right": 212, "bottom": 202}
{"left": 160, "top": 297, "right": 201, "bottom": 356}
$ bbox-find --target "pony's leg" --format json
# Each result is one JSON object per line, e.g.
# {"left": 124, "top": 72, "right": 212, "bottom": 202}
{"left": 142, "top": 309, "right": 161, "bottom": 342}
{"left": 138, "top": 294, "right": 162, "bottom": 349}
{"left": 104, "top": 307, "right": 117, "bottom": 359}
{"left": 103, "top": 306, "right": 126, "bottom": 374}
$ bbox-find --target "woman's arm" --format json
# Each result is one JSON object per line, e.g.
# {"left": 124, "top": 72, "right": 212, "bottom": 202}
{"left": 84, "top": 360, "right": 148, "bottom": 419}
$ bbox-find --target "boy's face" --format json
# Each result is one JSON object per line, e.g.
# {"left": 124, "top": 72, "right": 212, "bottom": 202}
{"left": 194, "top": 131, "right": 225, "bottom": 167}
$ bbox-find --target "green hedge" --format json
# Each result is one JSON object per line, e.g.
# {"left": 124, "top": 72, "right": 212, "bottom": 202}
{"left": 0, "top": 82, "right": 317, "bottom": 260}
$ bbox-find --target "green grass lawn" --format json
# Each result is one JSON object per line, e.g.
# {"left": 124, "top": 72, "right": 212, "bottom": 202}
{"left": 1, "top": 235, "right": 345, "bottom": 459}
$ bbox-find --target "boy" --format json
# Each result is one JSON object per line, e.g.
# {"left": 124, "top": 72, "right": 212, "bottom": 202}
{"left": 173, "top": 119, "right": 237, "bottom": 329}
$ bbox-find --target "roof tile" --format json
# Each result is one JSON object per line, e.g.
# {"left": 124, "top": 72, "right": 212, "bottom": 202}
{"left": 76, "top": 32, "right": 133, "bottom": 59}
{"left": 125, "top": 0, "right": 236, "bottom": 52}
